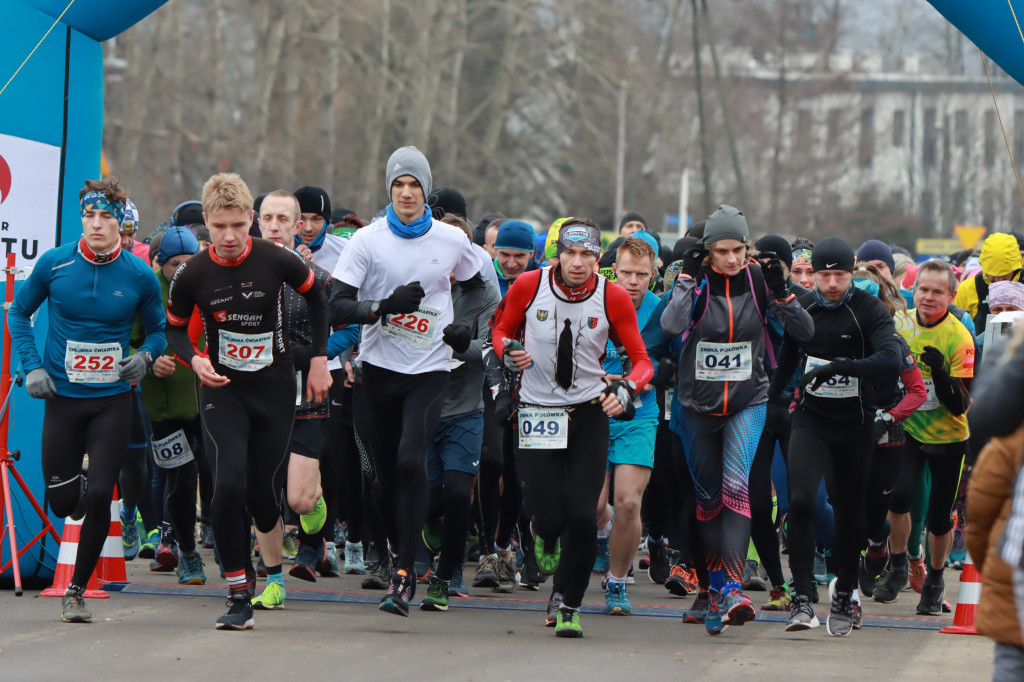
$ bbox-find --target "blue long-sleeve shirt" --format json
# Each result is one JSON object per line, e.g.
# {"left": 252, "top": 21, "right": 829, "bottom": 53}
{"left": 8, "top": 242, "right": 166, "bottom": 398}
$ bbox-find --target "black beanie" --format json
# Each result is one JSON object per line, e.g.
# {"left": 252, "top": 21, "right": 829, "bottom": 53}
{"left": 428, "top": 187, "right": 468, "bottom": 221}
{"left": 686, "top": 220, "right": 706, "bottom": 239}
{"left": 755, "top": 235, "right": 794, "bottom": 269}
{"left": 673, "top": 236, "right": 698, "bottom": 263}
{"left": 619, "top": 211, "right": 647, "bottom": 231}
{"left": 812, "top": 237, "right": 855, "bottom": 273}
{"left": 294, "top": 186, "right": 332, "bottom": 222}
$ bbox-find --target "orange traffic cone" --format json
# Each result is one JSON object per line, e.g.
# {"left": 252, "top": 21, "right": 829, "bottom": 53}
{"left": 40, "top": 514, "right": 108, "bottom": 599}
{"left": 940, "top": 550, "right": 981, "bottom": 635}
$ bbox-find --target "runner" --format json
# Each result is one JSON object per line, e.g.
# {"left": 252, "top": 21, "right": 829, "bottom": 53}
{"left": 490, "top": 218, "right": 653, "bottom": 638}
{"left": 660, "top": 207, "right": 813, "bottom": 636}
{"left": 954, "top": 232, "right": 1022, "bottom": 331}
{"left": 165, "top": 173, "right": 332, "bottom": 630}
{"left": 119, "top": 199, "right": 150, "bottom": 262}
{"left": 768, "top": 237, "right": 901, "bottom": 637}
{"left": 9, "top": 178, "right": 166, "bottom": 623}
{"left": 330, "top": 146, "right": 486, "bottom": 617}
{"left": 789, "top": 238, "right": 815, "bottom": 292}
{"left": 293, "top": 185, "right": 347, "bottom": 267}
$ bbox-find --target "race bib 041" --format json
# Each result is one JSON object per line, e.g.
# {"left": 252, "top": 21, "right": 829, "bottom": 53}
{"left": 219, "top": 330, "right": 273, "bottom": 372}
{"left": 518, "top": 407, "right": 569, "bottom": 450}
{"left": 805, "top": 355, "right": 858, "bottom": 398}
{"left": 152, "top": 429, "right": 195, "bottom": 469}
{"left": 383, "top": 306, "right": 441, "bottom": 349}
{"left": 65, "top": 340, "right": 122, "bottom": 383}
{"left": 695, "top": 341, "right": 752, "bottom": 382}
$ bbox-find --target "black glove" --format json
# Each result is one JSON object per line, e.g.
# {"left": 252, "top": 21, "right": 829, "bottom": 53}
{"left": 379, "top": 281, "right": 425, "bottom": 316}
{"left": 442, "top": 324, "right": 473, "bottom": 353}
{"left": 603, "top": 379, "right": 636, "bottom": 421}
{"left": 681, "top": 241, "right": 707, "bottom": 279}
{"left": 872, "top": 409, "right": 894, "bottom": 443}
{"left": 493, "top": 388, "right": 517, "bottom": 426}
{"left": 920, "top": 345, "right": 947, "bottom": 376}
{"left": 800, "top": 362, "right": 839, "bottom": 393}
{"left": 657, "top": 355, "right": 678, "bottom": 387}
{"left": 762, "top": 258, "right": 789, "bottom": 299}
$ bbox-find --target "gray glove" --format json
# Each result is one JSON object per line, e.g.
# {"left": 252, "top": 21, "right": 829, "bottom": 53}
{"left": 25, "top": 368, "right": 56, "bottom": 399}
{"left": 117, "top": 352, "right": 150, "bottom": 384}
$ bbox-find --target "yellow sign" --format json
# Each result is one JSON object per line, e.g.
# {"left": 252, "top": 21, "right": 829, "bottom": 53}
{"left": 953, "top": 225, "right": 987, "bottom": 250}
{"left": 916, "top": 238, "right": 961, "bottom": 254}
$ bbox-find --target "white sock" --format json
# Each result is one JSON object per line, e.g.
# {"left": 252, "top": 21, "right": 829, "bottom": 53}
{"left": 607, "top": 574, "right": 627, "bottom": 584}
{"left": 494, "top": 542, "right": 511, "bottom": 554}
{"left": 851, "top": 588, "right": 860, "bottom": 604}
{"left": 597, "top": 520, "right": 613, "bottom": 538}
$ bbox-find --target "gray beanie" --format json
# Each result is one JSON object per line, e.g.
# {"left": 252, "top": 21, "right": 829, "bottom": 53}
{"left": 385, "top": 146, "right": 432, "bottom": 199}
{"left": 703, "top": 205, "right": 749, "bottom": 245}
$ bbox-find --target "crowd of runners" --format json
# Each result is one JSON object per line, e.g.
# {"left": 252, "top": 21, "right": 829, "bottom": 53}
{"left": 13, "top": 144, "right": 1024, "bottom": 676}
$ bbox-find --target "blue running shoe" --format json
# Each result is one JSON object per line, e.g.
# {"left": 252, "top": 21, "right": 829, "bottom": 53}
{"left": 177, "top": 550, "right": 207, "bottom": 585}
{"left": 593, "top": 536, "right": 610, "bottom": 575}
{"left": 705, "top": 589, "right": 726, "bottom": 636}
{"left": 604, "top": 581, "right": 632, "bottom": 615}
{"left": 120, "top": 504, "right": 140, "bottom": 561}
{"left": 720, "top": 586, "right": 756, "bottom": 626}
{"left": 139, "top": 528, "right": 160, "bottom": 559}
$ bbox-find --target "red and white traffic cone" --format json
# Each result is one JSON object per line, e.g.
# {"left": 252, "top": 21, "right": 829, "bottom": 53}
{"left": 94, "top": 496, "right": 127, "bottom": 584}
{"left": 940, "top": 550, "right": 981, "bottom": 635}
{"left": 40, "top": 514, "right": 108, "bottom": 599}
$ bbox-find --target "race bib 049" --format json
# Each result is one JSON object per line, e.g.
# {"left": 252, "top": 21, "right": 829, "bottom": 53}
{"left": 805, "top": 355, "right": 858, "bottom": 398}
{"left": 219, "top": 330, "right": 273, "bottom": 372}
{"left": 65, "top": 340, "right": 122, "bottom": 383}
{"left": 383, "top": 306, "right": 441, "bottom": 349}
{"left": 695, "top": 341, "right": 752, "bottom": 382}
{"left": 518, "top": 407, "right": 569, "bottom": 450}
{"left": 152, "top": 429, "right": 195, "bottom": 469}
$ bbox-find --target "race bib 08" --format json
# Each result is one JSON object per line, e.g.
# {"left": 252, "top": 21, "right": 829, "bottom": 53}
{"left": 219, "top": 330, "right": 273, "bottom": 372}
{"left": 383, "top": 306, "right": 441, "bottom": 349}
{"left": 695, "top": 341, "right": 752, "bottom": 382}
{"left": 65, "top": 340, "right": 122, "bottom": 383}
{"left": 152, "top": 429, "right": 195, "bottom": 469}
{"left": 920, "top": 378, "right": 940, "bottom": 411}
{"left": 805, "top": 355, "right": 858, "bottom": 398}
{"left": 518, "top": 407, "right": 569, "bottom": 450}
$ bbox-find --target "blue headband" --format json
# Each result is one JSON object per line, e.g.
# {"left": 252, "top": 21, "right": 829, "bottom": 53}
{"left": 81, "top": 191, "right": 126, "bottom": 226}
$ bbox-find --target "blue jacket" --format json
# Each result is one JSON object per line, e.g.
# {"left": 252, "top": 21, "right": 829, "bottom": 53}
{"left": 9, "top": 242, "right": 166, "bottom": 398}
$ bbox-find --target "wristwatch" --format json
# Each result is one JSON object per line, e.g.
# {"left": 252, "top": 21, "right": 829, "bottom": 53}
{"left": 369, "top": 300, "right": 381, "bottom": 318}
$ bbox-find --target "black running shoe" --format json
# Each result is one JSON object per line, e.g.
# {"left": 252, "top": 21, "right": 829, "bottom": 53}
{"left": 872, "top": 564, "right": 908, "bottom": 604}
{"left": 361, "top": 560, "right": 390, "bottom": 590}
{"left": 216, "top": 592, "right": 254, "bottom": 630}
{"left": 647, "top": 539, "right": 670, "bottom": 585}
{"left": 379, "top": 568, "right": 415, "bottom": 617}
{"left": 916, "top": 580, "right": 944, "bottom": 616}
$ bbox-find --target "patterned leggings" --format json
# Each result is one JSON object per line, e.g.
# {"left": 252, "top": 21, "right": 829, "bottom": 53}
{"left": 678, "top": 403, "right": 766, "bottom": 591}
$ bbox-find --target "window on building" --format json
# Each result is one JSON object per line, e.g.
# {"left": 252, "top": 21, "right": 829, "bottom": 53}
{"left": 859, "top": 107, "right": 875, "bottom": 168}
{"left": 954, "top": 110, "right": 968, "bottom": 148}
{"left": 923, "top": 107, "right": 937, "bottom": 167}
{"left": 892, "top": 110, "right": 906, "bottom": 147}
{"left": 986, "top": 111, "right": 997, "bottom": 168}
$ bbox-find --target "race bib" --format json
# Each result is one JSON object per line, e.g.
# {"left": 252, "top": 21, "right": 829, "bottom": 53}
{"left": 151, "top": 430, "right": 195, "bottom": 469}
{"left": 65, "top": 341, "right": 122, "bottom": 383}
{"left": 804, "top": 355, "right": 858, "bottom": 398}
{"left": 383, "top": 306, "right": 441, "bottom": 349}
{"left": 518, "top": 407, "right": 568, "bottom": 450}
{"left": 920, "top": 379, "right": 940, "bottom": 411}
{"left": 219, "top": 330, "right": 273, "bottom": 371}
{"left": 695, "top": 342, "right": 752, "bottom": 382}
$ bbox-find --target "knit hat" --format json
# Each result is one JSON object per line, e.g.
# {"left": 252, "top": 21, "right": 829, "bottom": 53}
{"left": 686, "top": 220, "right": 706, "bottom": 239}
{"left": 557, "top": 221, "right": 601, "bottom": 257}
{"left": 629, "top": 230, "right": 660, "bottom": 256}
{"left": 122, "top": 199, "right": 140, "bottom": 232}
{"left": 754, "top": 235, "right": 793, "bottom": 269}
{"left": 979, "top": 232, "right": 1023, "bottom": 277}
{"left": 494, "top": 220, "right": 536, "bottom": 252}
{"left": 386, "top": 146, "right": 432, "bottom": 198}
{"left": 170, "top": 200, "right": 203, "bottom": 227}
{"left": 157, "top": 226, "right": 200, "bottom": 266}
{"left": 330, "top": 207, "right": 355, "bottom": 224}
{"left": 857, "top": 239, "right": 895, "bottom": 275}
{"left": 619, "top": 211, "right": 647, "bottom": 231}
{"left": 702, "top": 205, "right": 748, "bottom": 245}
{"left": 428, "top": 187, "right": 467, "bottom": 220}
{"left": 294, "top": 186, "right": 332, "bottom": 222}
{"left": 673, "top": 236, "right": 698, "bottom": 263}
{"left": 989, "top": 280, "right": 1024, "bottom": 311}
{"left": 812, "top": 237, "right": 855, "bottom": 273}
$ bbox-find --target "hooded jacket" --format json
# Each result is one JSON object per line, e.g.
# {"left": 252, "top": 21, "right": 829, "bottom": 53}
{"left": 954, "top": 232, "right": 1023, "bottom": 328}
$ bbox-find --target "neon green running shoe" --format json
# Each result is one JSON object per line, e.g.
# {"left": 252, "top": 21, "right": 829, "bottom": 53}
{"left": 554, "top": 607, "right": 583, "bottom": 638}
{"left": 252, "top": 581, "right": 286, "bottom": 610}
{"left": 419, "top": 576, "right": 450, "bottom": 612}
{"left": 138, "top": 529, "right": 160, "bottom": 559}
{"left": 300, "top": 496, "right": 327, "bottom": 535}
{"left": 282, "top": 529, "right": 299, "bottom": 559}
{"left": 534, "top": 536, "right": 561, "bottom": 576}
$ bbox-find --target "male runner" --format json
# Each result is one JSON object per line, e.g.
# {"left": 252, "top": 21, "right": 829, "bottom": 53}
{"left": 9, "top": 179, "right": 166, "bottom": 623}
{"left": 330, "top": 146, "right": 486, "bottom": 617}
{"left": 165, "top": 173, "right": 331, "bottom": 630}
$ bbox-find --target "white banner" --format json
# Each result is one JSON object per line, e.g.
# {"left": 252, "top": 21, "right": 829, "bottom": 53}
{"left": 0, "top": 133, "right": 61, "bottom": 278}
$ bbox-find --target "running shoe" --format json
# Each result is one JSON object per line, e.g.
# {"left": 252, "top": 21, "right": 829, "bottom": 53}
{"left": 647, "top": 538, "right": 670, "bottom": 584}
{"left": 120, "top": 504, "right": 140, "bottom": 561}
{"left": 827, "top": 590, "right": 854, "bottom": 637}
{"left": 379, "top": 568, "right": 415, "bottom": 617}
{"left": 704, "top": 589, "right": 726, "bottom": 636}
{"left": 666, "top": 564, "right": 699, "bottom": 596}
{"left": 741, "top": 559, "right": 768, "bottom": 591}
{"left": 420, "top": 576, "right": 450, "bottom": 612}
{"left": 289, "top": 543, "right": 318, "bottom": 582}
{"left": 851, "top": 598, "right": 863, "bottom": 630}
{"left": 334, "top": 521, "right": 348, "bottom": 547}
{"left": 300, "top": 496, "right": 327, "bottom": 535}
{"left": 415, "top": 542, "right": 433, "bottom": 584}
{"left": 139, "top": 529, "right": 160, "bottom": 559}
{"left": 200, "top": 522, "right": 216, "bottom": 549}
{"left": 813, "top": 548, "right": 830, "bottom": 585}
{"left": 908, "top": 554, "right": 926, "bottom": 594}
{"left": 785, "top": 594, "right": 820, "bottom": 632}
{"left": 361, "top": 560, "right": 390, "bottom": 590}
{"left": 554, "top": 606, "right": 583, "bottom": 638}
{"left": 252, "top": 581, "right": 286, "bottom": 610}
{"left": 317, "top": 542, "right": 340, "bottom": 577}
{"left": 626, "top": 564, "right": 636, "bottom": 585}
{"left": 281, "top": 529, "right": 299, "bottom": 559}
{"left": 534, "top": 536, "right": 561, "bottom": 576}
{"left": 216, "top": 592, "right": 254, "bottom": 630}
{"left": 917, "top": 579, "right": 945, "bottom": 616}
{"left": 256, "top": 555, "right": 267, "bottom": 578}
{"left": 344, "top": 541, "right": 366, "bottom": 575}
{"left": 473, "top": 554, "right": 499, "bottom": 588}
{"left": 494, "top": 548, "right": 517, "bottom": 593}
{"left": 762, "top": 585, "right": 793, "bottom": 611}
{"left": 859, "top": 547, "right": 887, "bottom": 598}
{"left": 720, "top": 587, "right": 756, "bottom": 626}
{"left": 177, "top": 551, "right": 207, "bottom": 585}
{"left": 421, "top": 518, "right": 443, "bottom": 553}
{"left": 593, "top": 536, "right": 610, "bottom": 575}
{"left": 448, "top": 564, "right": 469, "bottom": 598}
{"left": 683, "top": 590, "right": 710, "bottom": 624}
{"left": 604, "top": 581, "right": 632, "bottom": 615}
{"left": 546, "top": 592, "right": 564, "bottom": 627}
{"left": 61, "top": 586, "right": 91, "bottom": 623}
{"left": 872, "top": 563, "right": 908, "bottom": 603}
{"left": 151, "top": 542, "right": 179, "bottom": 572}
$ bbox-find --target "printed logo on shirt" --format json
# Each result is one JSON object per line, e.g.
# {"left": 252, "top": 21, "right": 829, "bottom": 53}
{"left": 431, "top": 259, "right": 439, "bottom": 265}
{"left": 212, "top": 312, "right": 263, "bottom": 327}
{"left": 113, "top": 290, "right": 123, "bottom": 297}
{"left": 963, "top": 345, "right": 975, "bottom": 370}
{"left": 536, "top": 310, "right": 549, "bottom": 321}
{"left": 214, "top": 310, "right": 227, "bottom": 322}
{"left": 587, "top": 317, "right": 599, "bottom": 329}
{"left": 241, "top": 291, "right": 265, "bottom": 299}
{"left": 211, "top": 297, "right": 232, "bottom": 305}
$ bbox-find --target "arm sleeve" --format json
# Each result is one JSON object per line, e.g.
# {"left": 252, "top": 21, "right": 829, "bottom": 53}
{"left": 659, "top": 275, "right": 697, "bottom": 337}
{"left": 452, "top": 272, "right": 488, "bottom": 328}
{"left": 8, "top": 253, "right": 52, "bottom": 373}
{"left": 767, "top": 334, "right": 801, "bottom": 399}
{"left": 889, "top": 363, "right": 928, "bottom": 422}
{"left": 327, "top": 325, "right": 361, "bottom": 359}
{"left": 166, "top": 263, "right": 199, "bottom": 365}
{"left": 835, "top": 304, "right": 900, "bottom": 379}
{"left": 768, "top": 294, "right": 814, "bottom": 343}
{"left": 490, "top": 270, "right": 539, "bottom": 358}
{"left": 330, "top": 281, "right": 378, "bottom": 325}
{"left": 135, "top": 270, "right": 167, "bottom": 360}
{"left": 279, "top": 251, "right": 328, "bottom": 358}
{"left": 606, "top": 283, "right": 653, "bottom": 390}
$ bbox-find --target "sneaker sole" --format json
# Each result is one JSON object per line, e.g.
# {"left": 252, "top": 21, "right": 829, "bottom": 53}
{"left": 606, "top": 607, "right": 631, "bottom": 616}
{"left": 419, "top": 601, "right": 448, "bottom": 612}
{"left": 826, "top": 618, "right": 852, "bottom": 636}
{"left": 153, "top": 553, "right": 179, "bottom": 571}
{"left": 724, "top": 602, "right": 756, "bottom": 626}
{"left": 555, "top": 628, "right": 583, "bottom": 638}
{"left": 785, "top": 616, "right": 820, "bottom": 632}
{"left": 665, "top": 580, "right": 692, "bottom": 597}
{"left": 289, "top": 565, "right": 317, "bottom": 582}
{"left": 252, "top": 601, "right": 285, "bottom": 610}
{"left": 344, "top": 567, "right": 367, "bottom": 575}
{"left": 215, "top": 619, "right": 254, "bottom": 630}
{"left": 872, "top": 591, "right": 899, "bottom": 604}
{"left": 472, "top": 575, "right": 499, "bottom": 588}
{"left": 178, "top": 577, "right": 206, "bottom": 586}
{"left": 682, "top": 613, "right": 707, "bottom": 624}
{"left": 61, "top": 614, "right": 91, "bottom": 623}
{"left": 379, "top": 598, "right": 410, "bottom": 617}
{"left": 492, "top": 582, "right": 516, "bottom": 594}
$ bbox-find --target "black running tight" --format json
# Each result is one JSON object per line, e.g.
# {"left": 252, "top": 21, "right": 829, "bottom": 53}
{"left": 889, "top": 437, "right": 965, "bottom": 536}
{"left": 479, "top": 391, "right": 522, "bottom": 550}
{"left": 750, "top": 399, "right": 791, "bottom": 588}
{"left": 151, "top": 418, "right": 202, "bottom": 553}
